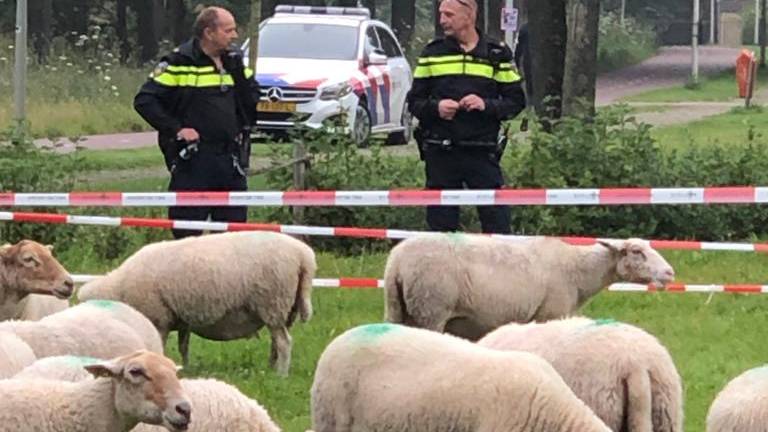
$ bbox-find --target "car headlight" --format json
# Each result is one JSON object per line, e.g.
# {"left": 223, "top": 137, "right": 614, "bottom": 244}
{"left": 319, "top": 82, "right": 352, "bottom": 101}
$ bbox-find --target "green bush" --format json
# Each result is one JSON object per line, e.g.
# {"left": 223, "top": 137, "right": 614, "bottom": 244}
{"left": 598, "top": 12, "right": 658, "bottom": 73}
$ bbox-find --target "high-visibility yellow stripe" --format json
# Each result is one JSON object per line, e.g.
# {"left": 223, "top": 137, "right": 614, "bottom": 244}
{"left": 418, "top": 54, "right": 465, "bottom": 65}
{"left": 245, "top": 67, "right": 254, "bottom": 79}
{"left": 494, "top": 69, "right": 521, "bottom": 83}
{"left": 152, "top": 73, "right": 236, "bottom": 87}
{"left": 166, "top": 65, "right": 216, "bottom": 73}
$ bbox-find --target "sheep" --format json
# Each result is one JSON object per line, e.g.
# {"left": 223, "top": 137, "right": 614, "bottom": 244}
{"left": 311, "top": 323, "right": 612, "bottom": 432}
{"left": 0, "top": 331, "right": 36, "bottom": 379}
{"left": 478, "top": 317, "right": 683, "bottom": 432}
{"left": 0, "top": 240, "right": 73, "bottom": 321}
{"left": 0, "top": 300, "right": 162, "bottom": 360}
{"left": 706, "top": 365, "right": 768, "bottom": 432}
{"left": 77, "top": 231, "right": 316, "bottom": 375}
{"left": 15, "top": 356, "right": 282, "bottom": 432}
{"left": 0, "top": 350, "right": 191, "bottom": 431}
{"left": 384, "top": 235, "right": 675, "bottom": 340}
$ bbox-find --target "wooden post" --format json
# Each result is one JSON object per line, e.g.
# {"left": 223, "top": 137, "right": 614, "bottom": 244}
{"left": 292, "top": 141, "right": 307, "bottom": 226}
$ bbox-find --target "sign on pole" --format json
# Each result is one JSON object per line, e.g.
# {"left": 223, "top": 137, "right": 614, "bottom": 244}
{"left": 501, "top": 6, "right": 519, "bottom": 32}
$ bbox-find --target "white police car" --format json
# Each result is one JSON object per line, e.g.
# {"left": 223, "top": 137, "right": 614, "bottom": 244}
{"left": 244, "top": 6, "right": 413, "bottom": 146}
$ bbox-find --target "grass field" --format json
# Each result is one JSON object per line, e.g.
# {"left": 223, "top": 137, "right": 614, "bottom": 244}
{"left": 625, "top": 68, "right": 768, "bottom": 103}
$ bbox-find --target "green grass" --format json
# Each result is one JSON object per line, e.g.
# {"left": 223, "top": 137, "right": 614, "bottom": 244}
{"left": 57, "top": 248, "right": 768, "bottom": 432}
{"left": 625, "top": 68, "right": 768, "bottom": 103}
{"left": 652, "top": 106, "right": 768, "bottom": 150}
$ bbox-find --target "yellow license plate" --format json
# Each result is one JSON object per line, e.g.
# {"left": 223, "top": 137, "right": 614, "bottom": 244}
{"left": 258, "top": 101, "right": 296, "bottom": 113}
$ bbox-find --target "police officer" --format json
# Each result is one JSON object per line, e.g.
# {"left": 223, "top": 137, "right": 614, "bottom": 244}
{"left": 134, "top": 6, "right": 259, "bottom": 239}
{"left": 408, "top": 0, "right": 525, "bottom": 234}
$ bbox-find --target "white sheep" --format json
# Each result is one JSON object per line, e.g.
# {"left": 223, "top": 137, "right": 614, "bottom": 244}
{"left": 0, "top": 331, "right": 36, "bottom": 379}
{"left": 384, "top": 235, "right": 675, "bottom": 340}
{"left": 0, "top": 240, "right": 73, "bottom": 321}
{"left": 0, "top": 350, "right": 191, "bottom": 431}
{"left": 478, "top": 317, "right": 683, "bottom": 432}
{"left": 706, "top": 365, "right": 768, "bottom": 432}
{"left": 0, "top": 300, "right": 162, "bottom": 359}
{"left": 311, "top": 323, "right": 612, "bottom": 432}
{"left": 77, "top": 231, "right": 316, "bottom": 375}
{"left": 15, "top": 356, "right": 282, "bottom": 432}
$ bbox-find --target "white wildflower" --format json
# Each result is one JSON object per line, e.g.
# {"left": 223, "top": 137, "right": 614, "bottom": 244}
{"left": 113, "top": 92, "right": 120, "bottom": 97}
{"left": 111, "top": 85, "right": 118, "bottom": 91}
{"left": 91, "top": 35, "right": 98, "bottom": 40}
{"left": 66, "top": 62, "right": 73, "bottom": 67}
{"left": 106, "top": 52, "right": 114, "bottom": 58}
{"left": 50, "top": 66, "right": 57, "bottom": 71}
{"left": 58, "top": 55, "right": 67, "bottom": 61}
{"left": 8, "top": 45, "right": 13, "bottom": 49}
{"left": 0, "top": 57, "right": 7, "bottom": 62}
{"left": 104, "top": 75, "right": 111, "bottom": 81}
{"left": 95, "top": 65, "right": 101, "bottom": 70}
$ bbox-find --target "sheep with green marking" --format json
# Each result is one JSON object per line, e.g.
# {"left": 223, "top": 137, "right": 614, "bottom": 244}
{"left": 478, "top": 317, "right": 683, "bottom": 432}
{"left": 384, "top": 235, "right": 675, "bottom": 340}
{"left": 311, "top": 323, "right": 612, "bottom": 432}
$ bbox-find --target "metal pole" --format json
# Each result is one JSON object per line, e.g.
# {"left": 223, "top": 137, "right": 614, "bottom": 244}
{"left": 13, "top": 0, "right": 28, "bottom": 142}
{"left": 620, "top": 0, "right": 626, "bottom": 25}
{"left": 757, "top": 0, "right": 761, "bottom": 45}
{"left": 710, "top": 0, "right": 715, "bottom": 44}
{"left": 692, "top": 0, "right": 700, "bottom": 84}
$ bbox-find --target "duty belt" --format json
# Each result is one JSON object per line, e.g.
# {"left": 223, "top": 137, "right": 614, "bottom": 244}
{"left": 423, "top": 138, "right": 498, "bottom": 148}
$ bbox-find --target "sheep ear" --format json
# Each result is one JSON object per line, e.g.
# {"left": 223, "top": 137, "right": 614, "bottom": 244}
{"left": 45, "top": 244, "right": 54, "bottom": 252}
{"left": 597, "top": 240, "right": 624, "bottom": 255}
{"left": 84, "top": 360, "right": 123, "bottom": 378}
{"left": 0, "top": 244, "right": 13, "bottom": 261}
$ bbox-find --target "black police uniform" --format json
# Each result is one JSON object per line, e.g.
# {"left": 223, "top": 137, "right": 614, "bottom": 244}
{"left": 134, "top": 38, "right": 259, "bottom": 239}
{"left": 408, "top": 31, "right": 526, "bottom": 234}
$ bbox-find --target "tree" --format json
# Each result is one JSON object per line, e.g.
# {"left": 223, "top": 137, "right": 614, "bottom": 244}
{"left": 486, "top": 0, "right": 503, "bottom": 41}
{"left": 29, "top": 0, "right": 53, "bottom": 63}
{"left": 392, "top": 0, "right": 416, "bottom": 57}
{"left": 135, "top": 0, "right": 159, "bottom": 63}
{"left": 116, "top": 0, "right": 130, "bottom": 64}
{"left": 528, "top": 0, "right": 567, "bottom": 122}
{"left": 562, "top": 0, "right": 600, "bottom": 117}
{"left": 360, "top": 0, "right": 376, "bottom": 18}
{"left": 167, "top": 0, "right": 188, "bottom": 45}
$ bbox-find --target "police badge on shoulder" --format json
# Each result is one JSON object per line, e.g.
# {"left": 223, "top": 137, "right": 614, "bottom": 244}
{"left": 151, "top": 61, "right": 169, "bottom": 78}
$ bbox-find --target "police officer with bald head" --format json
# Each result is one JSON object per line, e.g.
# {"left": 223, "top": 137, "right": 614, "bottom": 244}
{"left": 408, "top": 0, "right": 525, "bottom": 234}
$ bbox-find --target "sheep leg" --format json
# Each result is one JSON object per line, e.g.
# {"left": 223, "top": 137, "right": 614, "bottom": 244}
{"left": 177, "top": 327, "right": 190, "bottom": 367}
{"left": 410, "top": 310, "right": 453, "bottom": 333}
{"left": 268, "top": 325, "right": 292, "bottom": 376}
{"left": 625, "top": 370, "right": 653, "bottom": 432}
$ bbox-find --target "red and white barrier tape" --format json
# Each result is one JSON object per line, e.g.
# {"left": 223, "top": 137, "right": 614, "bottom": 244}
{"left": 3, "top": 210, "right": 768, "bottom": 253}
{"left": 3, "top": 186, "right": 768, "bottom": 207}
{"left": 70, "top": 275, "right": 768, "bottom": 293}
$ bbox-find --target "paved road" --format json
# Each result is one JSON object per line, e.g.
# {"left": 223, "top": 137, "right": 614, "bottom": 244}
{"left": 36, "top": 45, "right": 743, "bottom": 153}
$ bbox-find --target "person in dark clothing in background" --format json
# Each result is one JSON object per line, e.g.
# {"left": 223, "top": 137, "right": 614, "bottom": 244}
{"left": 134, "top": 6, "right": 259, "bottom": 239}
{"left": 408, "top": 0, "right": 526, "bottom": 234}
{"left": 514, "top": 23, "right": 532, "bottom": 131}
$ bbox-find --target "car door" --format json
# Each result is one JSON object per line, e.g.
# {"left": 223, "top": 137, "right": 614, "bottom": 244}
{"left": 362, "top": 25, "right": 386, "bottom": 127}
{"left": 374, "top": 25, "right": 410, "bottom": 129}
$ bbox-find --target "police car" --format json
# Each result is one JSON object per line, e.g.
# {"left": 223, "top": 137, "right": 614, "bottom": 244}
{"left": 244, "top": 5, "right": 413, "bottom": 146}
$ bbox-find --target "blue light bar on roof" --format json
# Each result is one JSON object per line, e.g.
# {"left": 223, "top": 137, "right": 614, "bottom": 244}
{"left": 274, "top": 5, "right": 371, "bottom": 18}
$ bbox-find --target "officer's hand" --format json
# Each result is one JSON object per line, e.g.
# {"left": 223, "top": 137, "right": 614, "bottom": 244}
{"left": 438, "top": 99, "right": 460, "bottom": 120}
{"left": 459, "top": 94, "right": 486, "bottom": 111}
{"left": 176, "top": 128, "right": 200, "bottom": 143}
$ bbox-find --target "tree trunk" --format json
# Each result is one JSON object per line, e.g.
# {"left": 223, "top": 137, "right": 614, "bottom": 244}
{"left": 30, "top": 0, "right": 53, "bottom": 63}
{"left": 262, "top": 0, "right": 280, "bottom": 18}
{"left": 392, "top": 0, "right": 416, "bottom": 57}
{"left": 250, "top": 0, "right": 261, "bottom": 70}
{"left": 476, "top": 0, "right": 486, "bottom": 34}
{"left": 168, "top": 0, "right": 187, "bottom": 45}
{"left": 361, "top": 0, "right": 376, "bottom": 17}
{"left": 487, "top": 0, "right": 503, "bottom": 41}
{"left": 434, "top": 0, "right": 443, "bottom": 38}
{"left": 116, "top": 0, "right": 130, "bottom": 64}
{"left": 153, "top": 0, "right": 167, "bottom": 42}
{"left": 528, "top": 0, "right": 567, "bottom": 122}
{"left": 562, "top": 0, "right": 600, "bottom": 117}
{"left": 136, "top": 0, "right": 159, "bottom": 64}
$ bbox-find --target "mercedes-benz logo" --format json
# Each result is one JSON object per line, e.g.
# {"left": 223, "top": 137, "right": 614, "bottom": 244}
{"left": 266, "top": 87, "right": 283, "bottom": 102}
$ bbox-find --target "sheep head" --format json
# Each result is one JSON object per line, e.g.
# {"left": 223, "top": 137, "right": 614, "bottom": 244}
{"left": 598, "top": 239, "right": 675, "bottom": 288}
{"left": 0, "top": 240, "right": 74, "bottom": 300}
{"left": 85, "top": 350, "right": 192, "bottom": 431}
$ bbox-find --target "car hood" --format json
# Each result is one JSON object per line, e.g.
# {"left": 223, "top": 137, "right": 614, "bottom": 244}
{"left": 256, "top": 57, "right": 360, "bottom": 89}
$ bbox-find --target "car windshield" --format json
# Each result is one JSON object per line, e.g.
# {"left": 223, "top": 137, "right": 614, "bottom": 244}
{"left": 259, "top": 23, "right": 359, "bottom": 60}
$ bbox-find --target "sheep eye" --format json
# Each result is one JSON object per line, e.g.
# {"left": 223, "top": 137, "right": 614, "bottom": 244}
{"left": 128, "top": 368, "right": 149, "bottom": 380}
{"left": 21, "top": 255, "right": 37, "bottom": 265}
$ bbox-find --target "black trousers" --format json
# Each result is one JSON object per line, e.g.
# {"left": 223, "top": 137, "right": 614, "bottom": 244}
{"left": 167, "top": 150, "right": 248, "bottom": 239}
{"left": 424, "top": 146, "right": 511, "bottom": 234}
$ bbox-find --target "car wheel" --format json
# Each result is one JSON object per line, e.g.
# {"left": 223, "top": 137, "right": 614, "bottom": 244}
{"left": 353, "top": 103, "right": 372, "bottom": 148}
{"left": 386, "top": 103, "right": 413, "bottom": 145}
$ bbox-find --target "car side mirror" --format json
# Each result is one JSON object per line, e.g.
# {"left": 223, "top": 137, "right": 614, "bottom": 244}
{"left": 366, "top": 50, "right": 387, "bottom": 66}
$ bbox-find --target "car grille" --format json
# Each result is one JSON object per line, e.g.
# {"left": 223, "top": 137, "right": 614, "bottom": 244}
{"left": 259, "top": 86, "right": 317, "bottom": 103}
